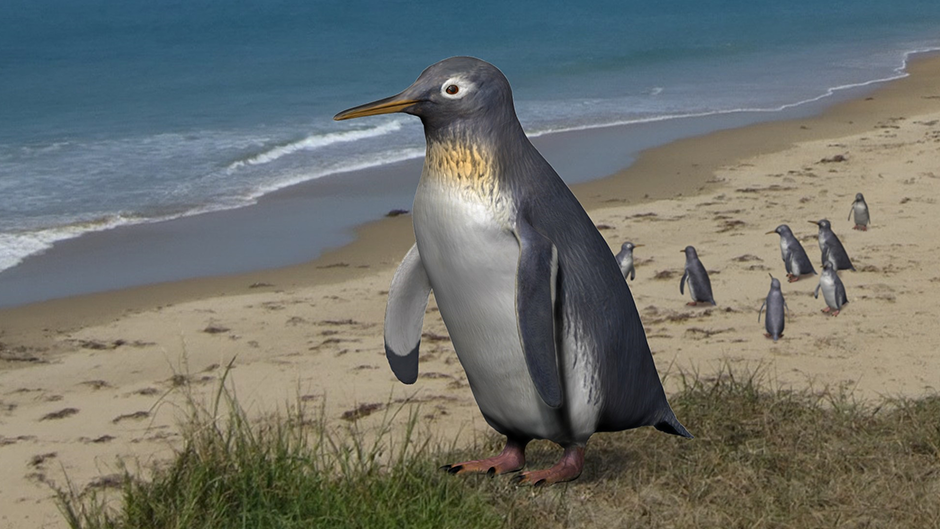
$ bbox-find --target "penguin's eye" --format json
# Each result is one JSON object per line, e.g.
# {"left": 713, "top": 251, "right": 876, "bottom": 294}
{"left": 440, "top": 77, "right": 471, "bottom": 99}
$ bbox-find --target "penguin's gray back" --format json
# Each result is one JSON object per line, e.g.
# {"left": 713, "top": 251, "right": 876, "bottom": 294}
{"left": 780, "top": 233, "right": 815, "bottom": 276}
{"left": 820, "top": 230, "right": 855, "bottom": 271}
{"left": 763, "top": 288, "right": 785, "bottom": 340}
{"left": 684, "top": 254, "right": 715, "bottom": 304}
{"left": 504, "top": 149, "right": 680, "bottom": 436}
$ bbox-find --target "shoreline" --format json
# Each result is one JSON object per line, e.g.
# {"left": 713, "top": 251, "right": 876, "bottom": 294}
{"left": 3, "top": 52, "right": 940, "bottom": 529}
{"left": 3, "top": 52, "right": 939, "bottom": 353}
{"left": 0, "top": 50, "right": 933, "bottom": 312}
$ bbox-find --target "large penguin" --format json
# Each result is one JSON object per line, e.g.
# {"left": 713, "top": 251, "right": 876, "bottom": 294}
{"left": 335, "top": 57, "right": 690, "bottom": 485}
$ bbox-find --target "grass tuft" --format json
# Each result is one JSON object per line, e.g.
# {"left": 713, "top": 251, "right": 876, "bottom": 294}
{"left": 57, "top": 366, "right": 940, "bottom": 528}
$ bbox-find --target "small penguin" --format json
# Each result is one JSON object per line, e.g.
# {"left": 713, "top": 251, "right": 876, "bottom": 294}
{"left": 766, "top": 224, "right": 816, "bottom": 282}
{"left": 615, "top": 242, "right": 642, "bottom": 281}
{"left": 849, "top": 193, "right": 870, "bottom": 231}
{"left": 680, "top": 246, "right": 716, "bottom": 306}
{"left": 814, "top": 262, "right": 848, "bottom": 316}
{"left": 809, "top": 219, "right": 855, "bottom": 272}
{"left": 758, "top": 274, "right": 788, "bottom": 341}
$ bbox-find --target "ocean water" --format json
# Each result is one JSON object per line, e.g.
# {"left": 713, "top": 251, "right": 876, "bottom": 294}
{"left": 1, "top": 0, "right": 940, "bottom": 285}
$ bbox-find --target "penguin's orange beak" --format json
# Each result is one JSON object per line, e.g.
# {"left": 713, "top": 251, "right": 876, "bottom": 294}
{"left": 334, "top": 93, "right": 420, "bottom": 120}
{"left": 765, "top": 230, "right": 776, "bottom": 235}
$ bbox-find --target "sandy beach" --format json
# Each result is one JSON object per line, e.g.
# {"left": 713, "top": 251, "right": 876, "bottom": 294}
{"left": 2, "top": 54, "right": 940, "bottom": 528}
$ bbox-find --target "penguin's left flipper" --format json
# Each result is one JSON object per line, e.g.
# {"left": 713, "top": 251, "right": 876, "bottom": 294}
{"left": 836, "top": 280, "right": 848, "bottom": 307}
{"left": 384, "top": 244, "right": 432, "bottom": 384}
{"left": 758, "top": 301, "right": 765, "bottom": 322}
{"left": 514, "top": 218, "right": 563, "bottom": 409}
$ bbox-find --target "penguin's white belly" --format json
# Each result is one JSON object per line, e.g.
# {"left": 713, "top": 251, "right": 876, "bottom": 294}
{"left": 686, "top": 274, "right": 698, "bottom": 300}
{"left": 779, "top": 240, "right": 789, "bottom": 263}
{"left": 854, "top": 204, "right": 869, "bottom": 224}
{"left": 413, "top": 183, "right": 560, "bottom": 440}
{"left": 619, "top": 255, "right": 633, "bottom": 277}
{"left": 820, "top": 275, "right": 838, "bottom": 308}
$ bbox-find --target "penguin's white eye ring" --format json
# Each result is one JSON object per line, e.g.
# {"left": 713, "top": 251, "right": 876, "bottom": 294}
{"left": 440, "top": 78, "right": 470, "bottom": 99}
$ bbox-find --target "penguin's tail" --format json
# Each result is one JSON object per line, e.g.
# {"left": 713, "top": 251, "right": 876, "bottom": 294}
{"left": 655, "top": 409, "right": 693, "bottom": 439}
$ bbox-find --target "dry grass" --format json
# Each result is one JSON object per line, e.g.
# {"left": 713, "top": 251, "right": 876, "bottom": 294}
{"left": 517, "top": 369, "right": 940, "bottom": 528}
{"left": 58, "top": 367, "right": 940, "bottom": 528}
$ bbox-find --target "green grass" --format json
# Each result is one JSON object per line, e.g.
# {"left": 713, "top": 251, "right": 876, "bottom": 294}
{"left": 57, "top": 368, "right": 940, "bottom": 529}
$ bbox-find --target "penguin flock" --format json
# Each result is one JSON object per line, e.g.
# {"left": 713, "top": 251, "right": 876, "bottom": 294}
{"left": 618, "top": 194, "right": 867, "bottom": 340}
{"left": 333, "top": 56, "right": 868, "bottom": 485}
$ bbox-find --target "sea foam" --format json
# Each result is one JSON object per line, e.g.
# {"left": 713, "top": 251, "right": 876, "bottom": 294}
{"left": 226, "top": 120, "right": 404, "bottom": 172}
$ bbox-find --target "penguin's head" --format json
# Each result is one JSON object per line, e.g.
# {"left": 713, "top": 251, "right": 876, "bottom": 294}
{"left": 681, "top": 245, "right": 698, "bottom": 259}
{"left": 822, "top": 262, "right": 834, "bottom": 272}
{"left": 334, "top": 57, "right": 517, "bottom": 132}
{"left": 768, "top": 273, "right": 781, "bottom": 289}
{"left": 810, "top": 219, "right": 831, "bottom": 230}
{"left": 855, "top": 192, "right": 865, "bottom": 202}
{"left": 767, "top": 224, "right": 791, "bottom": 236}
{"left": 622, "top": 242, "right": 642, "bottom": 252}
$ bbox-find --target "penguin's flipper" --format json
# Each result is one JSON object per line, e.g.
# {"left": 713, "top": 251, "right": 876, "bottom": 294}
{"left": 758, "top": 300, "right": 765, "bottom": 322}
{"left": 629, "top": 267, "right": 635, "bottom": 281}
{"left": 814, "top": 282, "right": 821, "bottom": 299}
{"left": 848, "top": 206, "right": 854, "bottom": 222}
{"left": 679, "top": 269, "right": 689, "bottom": 295}
{"left": 783, "top": 251, "right": 793, "bottom": 275}
{"left": 514, "top": 218, "right": 563, "bottom": 409}
{"left": 384, "top": 244, "right": 432, "bottom": 384}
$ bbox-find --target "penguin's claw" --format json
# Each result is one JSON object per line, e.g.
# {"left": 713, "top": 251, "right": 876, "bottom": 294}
{"left": 440, "top": 464, "right": 463, "bottom": 474}
{"left": 442, "top": 440, "right": 527, "bottom": 476}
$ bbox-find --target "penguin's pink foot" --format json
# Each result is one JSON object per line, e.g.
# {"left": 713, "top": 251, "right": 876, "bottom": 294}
{"left": 511, "top": 446, "right": 584, "bottom": 486}
{"left": 442, "top": 438, "right": 527, "bottom": 476}
{"left": 822, "top": 307, "right": 831, "bottom": 313}
{"left": 764, "top": 333, "right": 772, "bottom": 338}
{"left": 787, "top": 274, "right": 798, "bottom": 283}
{"left": 860, "top": 225, "right": 867, "bottom": 231}
{"left": 831, "top": 310, "right": 840, "bottom": 317}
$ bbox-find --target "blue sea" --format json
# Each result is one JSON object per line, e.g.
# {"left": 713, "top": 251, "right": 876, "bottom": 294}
{"left": 1, "top": 0, "right": 939, "bottom": 304}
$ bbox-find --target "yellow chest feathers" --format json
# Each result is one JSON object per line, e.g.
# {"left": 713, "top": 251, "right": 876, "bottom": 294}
{"left": 424, "top": 140, "right": 500, "bottom": 198}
